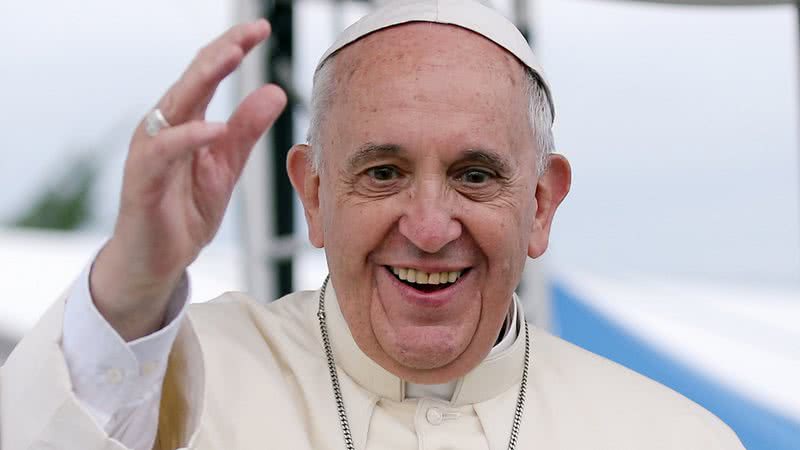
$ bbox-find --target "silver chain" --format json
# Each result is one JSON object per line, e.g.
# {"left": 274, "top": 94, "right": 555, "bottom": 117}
{"left": 316, "top": 275, "right": 531, "bottom": 450}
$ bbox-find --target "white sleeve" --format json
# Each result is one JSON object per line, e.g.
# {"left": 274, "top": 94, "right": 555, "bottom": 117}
{"left": 61, "top": 261, "right": 190, "bottom": 450}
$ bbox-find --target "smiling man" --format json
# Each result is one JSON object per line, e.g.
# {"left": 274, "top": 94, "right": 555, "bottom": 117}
{"left": 297, "top": 20, "right": 560, "bottom": 386}
{"left": 1, "top": 1, "right": 744, "bottom": 449}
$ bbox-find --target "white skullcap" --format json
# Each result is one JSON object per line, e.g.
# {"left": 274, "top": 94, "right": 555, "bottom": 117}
{"left": 314, "top": 0, "right": 555, "bottom": 122}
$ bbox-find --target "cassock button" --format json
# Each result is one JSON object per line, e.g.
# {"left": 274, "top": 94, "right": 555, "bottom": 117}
{"left": 142, "top": 361, "right": 158, "bottom": 376}
{"left": 106, "top": 368, "right": 124, "bottom": 385}
{"left": 426, "top": 407, "right": 444, "bottom": 425}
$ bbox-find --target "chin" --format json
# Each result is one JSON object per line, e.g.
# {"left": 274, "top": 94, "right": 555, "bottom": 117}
{"left": 378, "top": 325, "right": 467, "bottom": 371}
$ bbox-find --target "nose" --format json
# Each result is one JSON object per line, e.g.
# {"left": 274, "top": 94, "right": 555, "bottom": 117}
{"left": 398, "top": 187, "right": 462, "bottom": 254}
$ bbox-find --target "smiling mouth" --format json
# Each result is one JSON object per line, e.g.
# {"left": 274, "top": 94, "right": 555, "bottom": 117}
{"left": 385, "top": 266, "right": 469, "bottom": 293}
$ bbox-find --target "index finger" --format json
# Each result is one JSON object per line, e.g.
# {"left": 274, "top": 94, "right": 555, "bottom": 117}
{"left": 154, "top": 20, "right": 271, "bottom": 127}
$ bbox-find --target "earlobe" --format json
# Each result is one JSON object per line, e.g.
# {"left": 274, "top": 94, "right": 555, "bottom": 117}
{"left": 286, "top": 144, "right": 324, "bottom": 248}
{"left": 528, "top": 154, "right": 572, "bottom": 259}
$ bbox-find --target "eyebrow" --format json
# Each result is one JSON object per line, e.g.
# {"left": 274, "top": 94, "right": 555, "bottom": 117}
{"left": 344, "top": 143, "right": 513, "bottom": 174}
{"left": 459, "top": 148, "right": 513, "bottom": 174}
{"left": 345, "top": 143, "right": 404, "bottom": 171}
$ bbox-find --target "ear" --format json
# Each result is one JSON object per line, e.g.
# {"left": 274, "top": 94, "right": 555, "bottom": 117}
{"left": 287, "top": 144, "right": 324, "bottom": 248}
{"left": 528, "top": 154, "right": 571, "bottom": 259}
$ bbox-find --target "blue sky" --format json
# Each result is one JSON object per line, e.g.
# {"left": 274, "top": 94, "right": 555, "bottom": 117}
{"left": 0, "top": 0, "right": 798, "bottom": 285}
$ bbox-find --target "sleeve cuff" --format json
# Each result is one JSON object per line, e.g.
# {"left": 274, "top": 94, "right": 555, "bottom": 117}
{"left": 61, "top": 255, "right": 191, "bottom": 426}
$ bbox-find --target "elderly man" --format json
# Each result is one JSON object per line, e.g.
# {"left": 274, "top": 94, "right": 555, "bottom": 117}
{"left": 1, "top": 1, "right": 743, "bottom": 449}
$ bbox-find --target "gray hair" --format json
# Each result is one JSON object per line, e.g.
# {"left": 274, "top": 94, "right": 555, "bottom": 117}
{"left": 306, "top": 58, "right": 554, "bottom": 175}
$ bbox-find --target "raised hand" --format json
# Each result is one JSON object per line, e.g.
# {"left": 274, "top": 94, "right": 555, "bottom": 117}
{"left": 90, "top": 20, "right": 287, "bottom": 341}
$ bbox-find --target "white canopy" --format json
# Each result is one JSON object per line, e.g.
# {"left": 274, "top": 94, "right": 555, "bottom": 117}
{"left": 614, "top": 0, "right": 792, "bottom": 4}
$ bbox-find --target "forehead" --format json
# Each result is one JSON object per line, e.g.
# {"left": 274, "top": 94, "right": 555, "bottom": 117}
{"left": 335, "top": 22, "right": 523, "bottom": 81}
{"left": 325, "top": 23, "right": 532, "bottom": 157}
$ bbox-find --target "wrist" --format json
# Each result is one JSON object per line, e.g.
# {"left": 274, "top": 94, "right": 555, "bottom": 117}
{"left": 90, "top": 239, "right": 184, "bottom": 341}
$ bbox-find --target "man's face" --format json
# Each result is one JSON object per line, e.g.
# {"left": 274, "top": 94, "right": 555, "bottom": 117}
{"left": 289, "top": 23, "right": 569, "bottom": 382}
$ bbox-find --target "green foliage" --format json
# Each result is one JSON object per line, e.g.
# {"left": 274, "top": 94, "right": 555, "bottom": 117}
{"left": 12, "top": 157, "right": 96, "bottom": 231}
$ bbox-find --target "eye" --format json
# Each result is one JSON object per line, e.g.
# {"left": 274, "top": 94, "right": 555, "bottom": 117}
{"left": 458, "top": 168, "right": 494, "bottom": 185}
{"left": 366, "top": 165, "right": 400, "bottom": 182}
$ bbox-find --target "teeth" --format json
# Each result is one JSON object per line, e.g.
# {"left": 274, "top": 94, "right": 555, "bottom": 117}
{"left": 390, "top": 267, "right": 463, "bottom": 285}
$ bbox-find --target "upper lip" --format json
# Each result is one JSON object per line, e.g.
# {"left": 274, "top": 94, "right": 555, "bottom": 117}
{"left": 384, "top": 264, "right": 470, "bottom": 273}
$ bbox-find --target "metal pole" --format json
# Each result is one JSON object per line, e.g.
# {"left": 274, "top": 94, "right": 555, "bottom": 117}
{"left": 238, "top": 0, "right": 277, "bottom": 302}
{"left": 511, "top": 0, "right": 552, "bottom": 329}
{"left": 796, "top": 0, "right": 800, "bottom": 267}
{"left": 513, "top": 0, "right": 532, "bottom": 42}
{"left": 266, "top": 0, "right": 296, "bottom": 297}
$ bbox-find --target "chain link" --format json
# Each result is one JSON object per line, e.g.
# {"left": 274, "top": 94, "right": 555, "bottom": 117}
{"left": 318, "top": 275, "right": 356, "bottom": 450}
{"left": 316, "top": 275, "right": 530, "bottom": 450}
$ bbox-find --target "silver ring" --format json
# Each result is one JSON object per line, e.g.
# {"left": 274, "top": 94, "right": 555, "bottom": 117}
{"left": 144, "top": 108, "right": 171, "bottom": 137}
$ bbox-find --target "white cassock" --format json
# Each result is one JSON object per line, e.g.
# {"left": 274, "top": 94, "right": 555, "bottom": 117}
{"left": 1, "top": 278, "right": 744, "bottom": 449}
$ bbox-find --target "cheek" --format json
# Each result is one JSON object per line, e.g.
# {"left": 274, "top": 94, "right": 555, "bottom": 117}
{"left": 321, "top": 183, "right": 398, "bottom": 268}
{"left": 465, "top": 203, "right": 531, "bottom": 277}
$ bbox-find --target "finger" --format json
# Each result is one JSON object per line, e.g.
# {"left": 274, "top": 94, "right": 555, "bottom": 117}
{"left": 155, "top": 20, "right": 271, "bottom": 127}
{"left": 141, "top": 121, "right": 227, "bottom": 174}
{"left": 180, "top": 19, "right": 272, "bottom": 115}
{"left": 213, "top": 84, "right": 287, "bottom": 177}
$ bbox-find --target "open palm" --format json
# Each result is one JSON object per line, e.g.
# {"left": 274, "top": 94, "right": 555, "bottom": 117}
{"left": 92, "top": 20, "right": 287, "bottom": 340}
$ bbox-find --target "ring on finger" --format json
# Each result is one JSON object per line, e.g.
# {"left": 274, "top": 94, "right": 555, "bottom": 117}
{"left": 144, "top": 108, "right": 172, "bottom": 137}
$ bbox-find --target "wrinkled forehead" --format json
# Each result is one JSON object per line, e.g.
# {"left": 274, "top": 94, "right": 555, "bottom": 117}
{"left": 319, "top": 24, "right": 536, "bottom": 167}
{"left": 333, "top": 23, "right": 526, "bottom": 88}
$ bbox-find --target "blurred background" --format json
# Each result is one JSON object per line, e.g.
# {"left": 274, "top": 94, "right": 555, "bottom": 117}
{"left": 0, "top": 0, "right": 798, "bottom": 448}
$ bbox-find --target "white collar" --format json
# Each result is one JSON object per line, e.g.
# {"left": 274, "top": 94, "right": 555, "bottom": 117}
{"left": 325, "top": 286, "right": 527, "bottom": 406}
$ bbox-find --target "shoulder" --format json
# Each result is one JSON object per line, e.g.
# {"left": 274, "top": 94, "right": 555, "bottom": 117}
{"left": 188, "top": 289, "right": 317, "bottom": 323}
{"left": 185, "top": 289, "right": 321, "bottom": 354}
{"left": 529, "top": 326, "right": 743, "bottom": 448}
